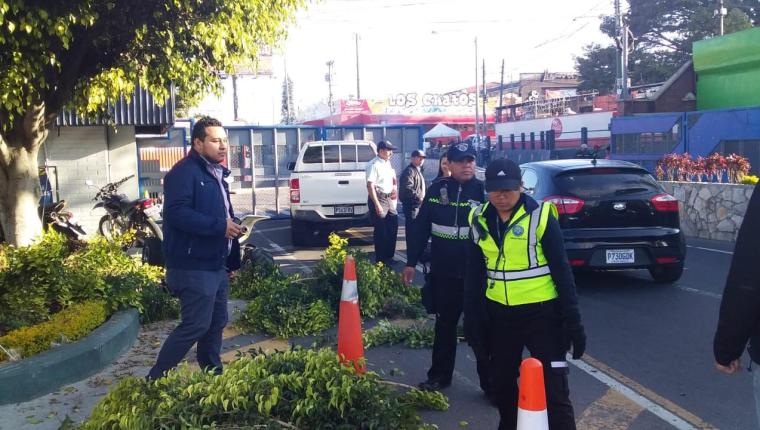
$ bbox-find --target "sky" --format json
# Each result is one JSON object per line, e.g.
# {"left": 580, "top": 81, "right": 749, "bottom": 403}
{"left": 280, "top": 0, "right": 618, "bottom": 107}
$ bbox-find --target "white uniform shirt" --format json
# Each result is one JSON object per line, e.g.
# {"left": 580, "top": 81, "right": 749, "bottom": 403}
{"left": 365, "top": 156, "right": 396, "bottom": 194}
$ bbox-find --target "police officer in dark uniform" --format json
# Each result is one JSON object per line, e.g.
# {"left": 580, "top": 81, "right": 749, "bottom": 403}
{"left": 464, "top": 158, "right": 586, "bottom": 430}
{"left": 403, "top": 142, "right": 491, "bottom": 395}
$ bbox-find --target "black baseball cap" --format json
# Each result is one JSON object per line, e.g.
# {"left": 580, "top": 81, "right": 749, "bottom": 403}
{"left": 411, "top": 149, "right": 426, "bottom": 158}
{"left": 485, "top": 158, "right": 522, "bottom": 192}
{"left": 377, "top": 140, "right": 397, "bottom": 151}
{"left": 447, "top": 142, "right": 476, "bottom": 162}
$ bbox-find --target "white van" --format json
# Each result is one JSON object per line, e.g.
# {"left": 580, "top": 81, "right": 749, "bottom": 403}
{"left": 286, "top": 140, "right": 377, "bottom": 246}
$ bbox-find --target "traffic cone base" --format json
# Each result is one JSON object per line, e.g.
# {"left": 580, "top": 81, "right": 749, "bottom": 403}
{"left": 336, "top": 256, "right": 366, "bottom": 373}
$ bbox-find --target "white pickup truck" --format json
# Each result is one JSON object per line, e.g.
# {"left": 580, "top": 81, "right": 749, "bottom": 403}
{"left": 287, "top": 140, "right": 377, "bottom": 246}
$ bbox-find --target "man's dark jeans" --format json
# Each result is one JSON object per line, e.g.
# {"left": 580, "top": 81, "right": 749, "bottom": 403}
{"left": 148, "top": 269, "right": 229, "bottom": 379}
{"left": 368, "top": 198, "right": 398, "bottom": 263}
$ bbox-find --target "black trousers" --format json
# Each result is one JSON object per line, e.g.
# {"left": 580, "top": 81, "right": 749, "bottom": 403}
{"left": 402, "top": 205, "right": 419, "bottom": 250}
{"left": 428, "top": 275, "right": 491, "bottom": 391}
{"left": 368, "top": 198, "right": 398, "bottom": 263}
{"left": 486, "top": 299, "right": 576, "bottom": 430}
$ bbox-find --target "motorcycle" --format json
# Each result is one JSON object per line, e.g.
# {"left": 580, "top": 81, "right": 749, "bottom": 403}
{"left": 235, "top": 214, "right": 275, "bottom": 269}
{"left": 38, "top": 200, "right": 87, "bottom": 241}
{"left": 86, "top": 175, "right": 163, "bottom": 265}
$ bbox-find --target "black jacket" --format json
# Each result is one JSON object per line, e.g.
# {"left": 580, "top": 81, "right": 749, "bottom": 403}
{"left": 406, "top": 176, "right": 485, "bottom": 278}
{"left": 399, "top": 163, "right": 425, "bottom": 212}
{"left": 714, "top": 183, "right": 760, "bottom": 365}
{"left": 463, "top": 194, "right": 582, "bottom": 332}
{"left": 162, "top": 150, "right": 241, "bottom": 272}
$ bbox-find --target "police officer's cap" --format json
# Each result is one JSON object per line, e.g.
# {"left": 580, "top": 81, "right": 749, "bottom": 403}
{"left": 484, "top": 158, "right": 522, "bottom": 192}
{"left": 447, "top": 142, "right": 476, "bottom": 162}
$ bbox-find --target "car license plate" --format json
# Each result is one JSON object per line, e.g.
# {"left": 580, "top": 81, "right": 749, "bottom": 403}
{"left": 144, "top": 205, "right": 161, "bottom": 219}
{"left": 334, "top": 205, "right": 354, "bottom": 215}
{"left": 606, "top": 249, "right": 635, "bottom": 264}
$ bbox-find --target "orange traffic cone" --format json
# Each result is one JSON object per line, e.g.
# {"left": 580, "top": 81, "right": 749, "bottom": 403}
{"left": 516, "top": 357, "right": 549, "bottom": 430}
{"left": 337, "top": 255, "right": 365, "bottom": 373}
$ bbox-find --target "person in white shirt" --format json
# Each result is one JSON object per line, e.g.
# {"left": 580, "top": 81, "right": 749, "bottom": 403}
{"left": 366, "top": 140, "right": 399, "bottom": 265}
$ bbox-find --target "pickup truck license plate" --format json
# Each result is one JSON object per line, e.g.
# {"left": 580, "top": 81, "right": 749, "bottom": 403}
{"left": 606, "top": 249, "right": 635, "bottom": 264}
{"left": 334, "top": 205, "right": 354, "bottom": 215}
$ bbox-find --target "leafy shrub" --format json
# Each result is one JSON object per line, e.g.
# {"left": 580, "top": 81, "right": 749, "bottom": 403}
{"left": 80, "top": 347, "right": 445, "bottom": 430}
{"left": 0, "top": 300, "right": 107, "bottom": 362}
{"left": 363, "top": 320, "right": 434, "bottom": 349}
{"left": 741, "top": 175, "right": 759, "bottom": 185}
{"left": 0, "top": 231, "right": 174, "bottom": 335}
{"left": 234, "top": 233, "right": 424, "bottom": 338}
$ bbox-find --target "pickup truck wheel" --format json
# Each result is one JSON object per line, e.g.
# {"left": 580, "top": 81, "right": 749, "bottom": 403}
{"left": 290, "top": 219, "right": 312, "bottom": 247}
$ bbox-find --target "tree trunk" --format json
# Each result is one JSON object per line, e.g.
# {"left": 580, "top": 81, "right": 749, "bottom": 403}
{"left": 0, "top": 103, "right": 48, "bottom": 246}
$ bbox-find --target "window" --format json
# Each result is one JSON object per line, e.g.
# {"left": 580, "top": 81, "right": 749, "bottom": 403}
{"left": 302, "top": 146, "right": 322, "bottom": 164}
{"left": 357, "top": 145, "right": 375, "bottom": 162}
{"left": 555, "top": 168, "right": 662, "bottom": 200}
{"left": 521, "top": 169, "right": 538, "bottom": 194}
{"left": 323, "top": 145, "right": 340, "bottom": 163}
{"left": 614, "top": 125, "right": 679, "bottom": 154}
{"left": 341, "top": 145, "right": 357, "bottom": 162}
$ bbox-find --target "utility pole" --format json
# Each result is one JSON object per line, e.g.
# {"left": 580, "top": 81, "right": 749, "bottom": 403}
{"left": 232, "top": 73, "right": 239, "bottom": 121}
{"left": 355, "top": 34, "right": 361, "bottom": 99}
{"left": 474, "top": 37, "right": 479, "bottom": 139}
{"left": 622, "top": 24, "right": 629, "bottom": 101}
{"left": 497, "top": 59, "right": 505, "bottom": 123}
{"left": 482, "top": 59, "right": 487, "bottom": 139}
{"left": 614, "top": 0, "right": 623, "bottom": 98}
{"left": 325, "top": 60, "right": 334, "bottom": 125}
{"left": 718, "top": 0, "right": 726, "bottom": 35}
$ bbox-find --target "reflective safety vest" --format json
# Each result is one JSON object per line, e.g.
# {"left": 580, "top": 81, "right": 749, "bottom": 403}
{"left": 468, "top": 201, "right": 559, "bottom": 306}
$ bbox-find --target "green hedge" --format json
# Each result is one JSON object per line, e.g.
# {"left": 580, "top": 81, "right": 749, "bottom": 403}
{"left": 0, "top": 231, "right": 178, "bottom": 336}
{"left": 0, "top": 300, "right": 108, "bottom": 362}
{"left": 80, "top": 347, "right": 446, "bottom": 430}
{"left": 231, "top": 234, "right": 423, "bottom": 338}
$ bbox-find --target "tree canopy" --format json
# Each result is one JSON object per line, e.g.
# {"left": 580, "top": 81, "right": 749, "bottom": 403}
{"left": 575, "top": 0, "right": 757, "bottom": 93}
{"left": 0, "top": 0, "right": 304, "bottom": 245}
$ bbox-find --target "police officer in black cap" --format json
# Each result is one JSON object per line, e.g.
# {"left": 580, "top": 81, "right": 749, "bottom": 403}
{"left": 404, "top": 142, "right": 491, "bottom": 395}
{"left": 464, "top": 158, "right": 586, "bottom": 430}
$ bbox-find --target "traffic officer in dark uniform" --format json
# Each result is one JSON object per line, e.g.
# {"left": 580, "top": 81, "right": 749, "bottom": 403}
{"left": 403, "top": 142, "right": 491, "bottom": 395}
{"left": 464, "top": 158, "right": 586, "bottom": 430}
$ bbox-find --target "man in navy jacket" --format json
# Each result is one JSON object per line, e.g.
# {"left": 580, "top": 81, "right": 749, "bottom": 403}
{"left": 148, "top": 117, "right": 242, "bottom": 379}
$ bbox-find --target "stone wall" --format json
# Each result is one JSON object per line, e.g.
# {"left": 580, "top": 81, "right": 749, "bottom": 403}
{"left": 660, "top": 181, "right": 755, "bottom": 241}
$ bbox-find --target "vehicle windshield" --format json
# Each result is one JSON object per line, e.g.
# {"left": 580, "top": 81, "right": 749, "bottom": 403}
{"left": 554, "top": 168, "right": 662, "bottom": 200}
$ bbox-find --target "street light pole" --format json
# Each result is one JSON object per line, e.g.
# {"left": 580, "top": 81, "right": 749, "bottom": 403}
{"left": 355, "top": 34, "right": 361, "bottom": 99}
{"left": 325, "top": 60, "right": 335, "bottom": 126}
{"left": 474, "top": 37, "right": 479, "bottom": 139}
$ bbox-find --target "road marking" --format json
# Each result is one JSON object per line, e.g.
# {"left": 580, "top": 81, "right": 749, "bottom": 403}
{"left": 575, "top": 354, "right": 717, "bottom": 430}
{"left": 676, "top": 285, "right": 722, "bottom": 300}
{"left": 686, "top": 245, "right": 733, "bottom": 255}
{"left": 576, "top": 388, "right": 644, "bottom": 430}
{"left": 254, "top": 230, "right": 312, "bottom": 272}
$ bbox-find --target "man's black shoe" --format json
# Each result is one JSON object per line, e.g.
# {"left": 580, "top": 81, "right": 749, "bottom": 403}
{"left": 417, "top": 379, "right": 451, "bottom": 391}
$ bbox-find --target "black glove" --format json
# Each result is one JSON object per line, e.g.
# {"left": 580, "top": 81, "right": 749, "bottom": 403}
{"left": 564, "top": 321, "right": 586, "bottom": 360}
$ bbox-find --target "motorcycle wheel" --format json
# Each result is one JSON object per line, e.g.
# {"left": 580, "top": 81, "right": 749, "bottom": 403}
{"left": 241, "top": 245, "right": 275, "bottom": 269}
{"left": 144, "top": 218, "right": 163, "bottom": 241}
{"left": 98, "top": 215, "right": 128, "bottom": 241}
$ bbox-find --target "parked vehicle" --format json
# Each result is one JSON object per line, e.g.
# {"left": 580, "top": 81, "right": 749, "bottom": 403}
{"left": 38, "top": 200, "right": 86, "bottom": 241}
{"left": 519, "top": 159, "right": 686, "bottom": 283}
{"left": 87, "top": 175, "right": 163, "bottom": 265}
{"left": 286, "top": 140, "right": 377, "bottom": 246}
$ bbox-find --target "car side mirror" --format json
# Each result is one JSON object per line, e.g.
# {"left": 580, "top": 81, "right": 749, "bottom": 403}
{"left": 287, "top": 161, "right": 295, "bottom": 171}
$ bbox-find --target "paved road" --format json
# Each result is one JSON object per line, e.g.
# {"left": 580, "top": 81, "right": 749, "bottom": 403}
{"left": 247, "top": 217, "right": 752, "bottom": 430}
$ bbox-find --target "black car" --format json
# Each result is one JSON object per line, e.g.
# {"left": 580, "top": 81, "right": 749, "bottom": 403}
{"left": 520, "top": 159, "right": 685, "bottom": 283}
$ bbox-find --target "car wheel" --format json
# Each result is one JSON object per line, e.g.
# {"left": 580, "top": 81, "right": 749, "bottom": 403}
{"left": 290, "top": 219, "right": 313, "bottom": 247}
{"left": 649, "top": 262, "right": 684, "bottom": 283}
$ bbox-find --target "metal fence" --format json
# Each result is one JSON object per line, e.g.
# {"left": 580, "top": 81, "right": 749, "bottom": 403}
{"left": 136, "top": 124, "right": 423, "bottom": 217}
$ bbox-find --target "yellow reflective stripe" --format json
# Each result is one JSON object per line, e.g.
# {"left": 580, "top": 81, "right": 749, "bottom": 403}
{"left": 528, "top": 205, "right": 542, "bottom": 268}
{"left": 486, "top": 265, "right": 551, "bottom": 281}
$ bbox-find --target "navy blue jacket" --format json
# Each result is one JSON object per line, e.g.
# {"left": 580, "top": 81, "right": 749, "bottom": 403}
{"left": 162, "top": 150, "right": 241, "bottom": 271}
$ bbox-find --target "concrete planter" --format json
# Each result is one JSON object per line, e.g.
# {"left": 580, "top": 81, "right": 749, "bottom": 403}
{"left": 0, "top": 308, "right": 139, "bottom": 405}
{"left": 661, "top": 181, "right": 755, "bottom": 241}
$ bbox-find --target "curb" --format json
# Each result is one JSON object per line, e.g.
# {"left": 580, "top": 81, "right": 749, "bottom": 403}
{"left": 0, "top": 308, "right": 140, "bottom": 405}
